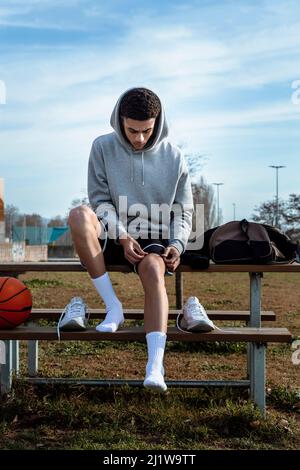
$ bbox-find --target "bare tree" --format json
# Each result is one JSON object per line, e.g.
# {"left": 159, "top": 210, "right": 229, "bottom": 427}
{"left": 185, "top": 153, "right": 208, "bottom": 182}
{"left": 183, "top": 151, "right": 217, "bottom": 230}
{"left": 4, "top": 204, "right": 19, "bottom": 240}
{"left": 48, "top": 215, "right": 67, "bottom": 227}
{"left": 282, "top": 193, "right": 300, "bottom": 240}
{"left": 192, "top": 177, "right": 217, "bottom": 230}
{"left": 68, "top": 197, "right": 89, "bottom": 210}
{"left": 15, "top": 213, "right": 43, "bottom": 227}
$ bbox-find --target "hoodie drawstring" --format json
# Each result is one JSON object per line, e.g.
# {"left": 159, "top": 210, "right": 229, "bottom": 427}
{"left": 141, "top": 152, "right": 145, "bottom": 186}
{"left": 130, "top": 154, "right": 134, "bottom": 182}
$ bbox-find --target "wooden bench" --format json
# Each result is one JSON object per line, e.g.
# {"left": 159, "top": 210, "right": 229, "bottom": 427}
{"left": 1, "top": 261, "right": 298, "bottom": 416}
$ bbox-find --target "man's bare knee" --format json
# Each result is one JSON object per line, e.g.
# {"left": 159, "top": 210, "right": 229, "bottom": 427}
{"left": 138, "top": 254, "right": 165, "bottom": 283}
{"left": 68, "top": 205, "right": 101, "bottom": 236}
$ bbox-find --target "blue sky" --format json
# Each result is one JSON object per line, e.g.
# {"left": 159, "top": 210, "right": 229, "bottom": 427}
{"left": 0, "top": 0, "right": 299, "bottom": 222}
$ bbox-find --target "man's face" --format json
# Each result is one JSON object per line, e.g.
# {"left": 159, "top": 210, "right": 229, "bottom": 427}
{"left": 122, "top": 117, "right": 156, "bottom": 150}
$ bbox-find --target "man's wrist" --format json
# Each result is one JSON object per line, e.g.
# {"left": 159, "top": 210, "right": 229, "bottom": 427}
{"left": 168, "top": 239, "right": 184, "bottom": 255}
{"left": 168, "top": 245, "right": 180, "bottom": 256}
{"left": 119, "top": 233, "right": 132, "bottom": 246}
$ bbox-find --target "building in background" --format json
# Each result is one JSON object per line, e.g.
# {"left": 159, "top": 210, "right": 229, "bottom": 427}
{"left": 12, "top": 225, "right": 69, "bottom": 245}
{"left": 0, "top": 176, "right": 75, "bottom": 259}
{"left": 12, "top": 225, "right": 75, "bottom": 259}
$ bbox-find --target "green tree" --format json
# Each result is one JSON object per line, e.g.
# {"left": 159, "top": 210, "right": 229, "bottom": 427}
{"left": 252, "top": 193, "right": 300, "bottom": 240}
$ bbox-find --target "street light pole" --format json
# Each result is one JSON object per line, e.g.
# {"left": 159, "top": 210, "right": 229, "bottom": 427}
{"left": 269, "top": 165, "right": 286, "bottom": 226}
{"left": 213, "top": 182, "right": 224, "bottom": 225}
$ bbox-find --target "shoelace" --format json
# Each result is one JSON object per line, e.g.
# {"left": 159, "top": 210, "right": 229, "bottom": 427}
{"left": 57, "top": 299, "right": 90, "bottom": 341}
{"left": 185, "top": 302, "right": 207, "bottom": 320}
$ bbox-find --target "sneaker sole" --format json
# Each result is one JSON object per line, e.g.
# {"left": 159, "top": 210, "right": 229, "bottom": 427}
{"left": 180, "top": 316, "right": 214, "bottom": 332}
{"left": 187, "top": 321, "right": 214, "bottom": 332}
{"left": 59, "top": 320, "right": 87, "bottom": 331}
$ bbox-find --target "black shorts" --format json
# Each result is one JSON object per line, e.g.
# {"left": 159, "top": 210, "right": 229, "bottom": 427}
{"left": 100, "top": 236, "right": 173, "bottom": 276}
{"left": 81, "top": 219, "right": 174, "bottom": 276}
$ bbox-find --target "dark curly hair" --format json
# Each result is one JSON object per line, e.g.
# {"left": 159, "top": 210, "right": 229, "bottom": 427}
{"left": 119, "top": 88, "right": 161, "bottom": 120}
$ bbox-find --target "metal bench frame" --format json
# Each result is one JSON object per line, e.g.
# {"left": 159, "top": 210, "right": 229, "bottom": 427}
{"left": 1, "top": 262, "right": 298, "bottom": 416}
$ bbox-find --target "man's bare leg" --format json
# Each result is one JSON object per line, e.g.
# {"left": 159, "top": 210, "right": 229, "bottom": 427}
{"left": 68, "top": 205, "right": 124, "bottom": 332}
{"left": 138, "top": 254, "right": 168, "bottom": 333}
{"left": 138, "top": 254, "right": 168, "bottom": 391}
{"left": 68, "top": 205, "right": 106, "bottom": 279}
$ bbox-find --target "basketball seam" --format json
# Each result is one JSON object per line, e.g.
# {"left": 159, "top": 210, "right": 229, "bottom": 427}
{"left": 0, "top": 306, "right": 32, "bottom": 313}
{"left": 0, "top": 287, "right": 30, "bottom": 304}
{"left": 0, "top": 314, "right": 19, "bottom": 327}
{"left": 0, "top": 277, "right": 9, "bottom": 294}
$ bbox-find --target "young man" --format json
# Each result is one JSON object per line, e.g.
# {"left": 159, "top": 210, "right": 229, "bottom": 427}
{"left": 67, "top": 87, "right": 193, "bottom": 392}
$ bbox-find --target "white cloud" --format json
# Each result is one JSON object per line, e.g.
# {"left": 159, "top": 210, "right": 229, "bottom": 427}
{"left": 1, "top": 0, "right": 300, "bottom": 218}
{"left": 0, "top": 0, "right": 89, "bottom": 30}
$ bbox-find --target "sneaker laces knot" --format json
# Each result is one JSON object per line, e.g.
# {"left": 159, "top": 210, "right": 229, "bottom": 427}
{"left": 57, "top": 297, "right": 89, "bottom": 340}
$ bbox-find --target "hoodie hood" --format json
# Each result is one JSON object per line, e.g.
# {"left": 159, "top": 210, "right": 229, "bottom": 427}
{"left": 110, "top": 87, "right": 169, "bottom": 153}
{"left": 88, "top": 88, "right": 193, "bottom": 253}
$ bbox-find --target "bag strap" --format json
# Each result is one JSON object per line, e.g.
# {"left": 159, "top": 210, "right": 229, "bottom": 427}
{"left": 240, "top": 219, "right": 250, "bottom": 241}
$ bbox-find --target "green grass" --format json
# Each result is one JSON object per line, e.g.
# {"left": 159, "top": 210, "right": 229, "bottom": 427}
{"left": 0, "top": 382, "right": 299, "bottom": 450}
{"left": 167, "top": 341, "right": 247, "bottom": 354}
{"left": 267, "top": 386, "right": 300, "bottom": 412}
{"left": 23, "top": 278, "right": 66, "bottom": 288}
{"left": 1, "top": 270, "right": 299, "bottom": 450}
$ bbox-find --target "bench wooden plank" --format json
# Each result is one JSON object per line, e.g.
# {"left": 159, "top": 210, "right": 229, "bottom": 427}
{"left": 1, "top": 261, "right": 300, "bottom": 274}
{"left": 0, "top": 326, "right": 292, "bottom": 342}
{"left": 30, "top": 308, "right": 276, "bottom": 321}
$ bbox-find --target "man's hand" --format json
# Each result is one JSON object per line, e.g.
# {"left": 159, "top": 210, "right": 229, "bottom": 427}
{"left": 119, "top": 235, "right": 148, "bottom": 265}
{"left": 161, "top": 245, "right": 181, "bottom": 273}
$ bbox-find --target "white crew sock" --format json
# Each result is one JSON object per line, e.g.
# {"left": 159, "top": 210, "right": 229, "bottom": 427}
{"left": 143, "top": 331, "right": 167, "bottom": 392}
{"left": 92, "top": 272, "right": 124, "bottom": 333}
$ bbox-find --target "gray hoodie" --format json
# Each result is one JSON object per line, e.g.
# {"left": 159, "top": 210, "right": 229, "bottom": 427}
{"left": 88, "top": 89, "right": 193, "bottom": 254}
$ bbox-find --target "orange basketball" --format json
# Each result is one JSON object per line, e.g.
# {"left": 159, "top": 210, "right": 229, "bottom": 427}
{"left": 0, "top": 277, "right": 32, "bottom": 329}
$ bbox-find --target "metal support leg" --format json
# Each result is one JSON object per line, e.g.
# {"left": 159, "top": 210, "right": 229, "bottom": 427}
{"left": 249, "top": 272, "right": 262, "bottom": 326}
{"left": 28, "top": 340, "right": 39, "bottom": 377}
{"left": 248, "top": 272, "right": 266, "bottom": 415}
{"left": 0, "top": 340, "right": 13, "bottom": 394}
{"left": 250, "top": 342, "right": 266, "bottom": 417}
{"left": 11, "top": 340, "right": 19, "bottom": 375}
{"left": 247, "top": 273, "right": 262, "bottom": 379}
{"left": 175, "top": 271, "right": 183, "bottom": 309}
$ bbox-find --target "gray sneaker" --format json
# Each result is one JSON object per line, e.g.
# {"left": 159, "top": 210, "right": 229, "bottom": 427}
{"left": 58, "top": 297, "right": 89, "bottom": 331}
{"left": 180, "top": 296, "right": 214, "bottom": 332}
